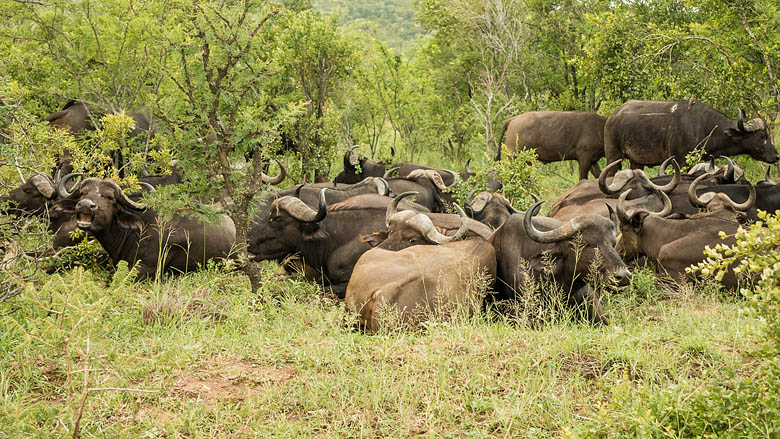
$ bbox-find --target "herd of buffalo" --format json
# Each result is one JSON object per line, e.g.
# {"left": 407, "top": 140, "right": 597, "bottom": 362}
{"left": 2, "top": 98, "right": 779, "bottom": 330}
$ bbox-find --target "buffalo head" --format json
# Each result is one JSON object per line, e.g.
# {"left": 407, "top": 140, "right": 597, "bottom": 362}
{"left": 247, "top": 188, "right": 327, "bottom": 261}
{"left": 56, "top": 174, "right": 147, "bottom": 233}
{"left": 374, "top": 192, "right": 471, "bottom": 251}
{"left": 524, "top": 200, "right": 631, "bottom": 287}
{"left": 2, "top": 174, "right": 57, "bottom": 216}
{"left": 725, "top": 109, "right": 777, "bottom": 163}
{"left": 615, "top": 189, "right": 672, "bottom": 259}
{"left": 466, "top": 191, "right": 520, "bottom": 229}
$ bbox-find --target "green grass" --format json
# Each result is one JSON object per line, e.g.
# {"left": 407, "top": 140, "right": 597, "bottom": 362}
{"left": 2, "top": 158, "right": 777, "bottom": 438}
{"left": 0, "top": 259, "right": 770, "bottom": 438}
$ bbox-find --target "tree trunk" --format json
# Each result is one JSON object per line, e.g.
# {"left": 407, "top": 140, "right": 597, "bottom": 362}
{"left": 233, "top": 210, "right": 263, "bottom": 295}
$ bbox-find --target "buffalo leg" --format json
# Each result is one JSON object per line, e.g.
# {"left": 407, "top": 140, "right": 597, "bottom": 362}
{"left": 603, "top": 135, "right": 622, "bottom": 177}
{"left": 589, "top": 161, "right": 602, "bottom": 179}
{"left": 577, "top": 158, "right": 591, "bottom": 180}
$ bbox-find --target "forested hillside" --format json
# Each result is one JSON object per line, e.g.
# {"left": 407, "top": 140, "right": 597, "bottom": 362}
{"left": 312, "top": 0, "right": 422, "bottom": 50}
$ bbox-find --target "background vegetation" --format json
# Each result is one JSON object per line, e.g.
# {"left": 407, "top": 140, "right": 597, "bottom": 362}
{"left": 1, "top": 0, "right": 779, "bottom": 437}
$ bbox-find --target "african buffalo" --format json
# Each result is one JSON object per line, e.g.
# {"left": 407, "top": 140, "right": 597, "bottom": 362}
{"left": 345, "top": 237, "right": 497, "bottom": 331}
{"left": 333, "top": 146, "right": 390, "bottom": 184}
{"left": 288, "top": 177, "right": 390, "bottom": 207}
{"left": 489, "top": 200, "right": 630, "bottom": 324}
{"left": 55, "top": 175, "right": 236, "bottom": 278}
{"left": 604, "top": 100, "right": 778, "bottom": 173}
{"left": 549, "top": 159, "right": 681, "bottom": 221}
{"left": 247, "top": 192, "right": 424, "bottom": 296}
{"left": 615, "top": 188, "right": 753, "bottom": 290}
{"left": 465, "top": 191, "right": 521, "bottom": 230}
{"left": 44, "top": 100, "right": 155, "bottom": 177}
{"left": 362, "top": 192, "right": 492, "bottom": 249}
{"left": 498, "top": 111, "right": 606, "bottom": 180}
{"left": 383, "top": 169, "right": 458, "bottom": 212}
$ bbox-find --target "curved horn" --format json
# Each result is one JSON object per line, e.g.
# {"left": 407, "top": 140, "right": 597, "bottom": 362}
{"left": 719, "top": 156, "right": 736, "bottom": 182}
{"left": 606, "top": 204, "right": 619, "bottom": 237}
{"left": 383, "top": 167, "right": 399, "bottom": 179}
{"left": 278, "top": 188, "right": 327, "bottom": 223}
{"left": 261, "top": 159, "right": 286, "bottom": 185}
{"left": 374, "top": 177, "right": 390, "bottom": 196}
{"left": 57, "top": 173, "right": 84, "bottom": 199}
{"left": 29, "top": 174, "right": 55, "bottom": 199}
{"left": 138, "top": 182, "right": 155, "bottom": 192}
{"left": 737, "top": 108, "right": 745, "bottom": 131}
{"left": 293, "top": 184, "right": 304, "bottom": 199}
{"left": 105, "top": 180, "right": 147, "bottom": 210}
{"left": 343, "top": 145, "right": 359, "bottom": 171}
{"left": 617, "top": 188, "right": 671, "bottom": 221}
{"left": 386, "top": 191, "right": 418, "bottom": 228}
{"left": 415, "top": 205, "right": 469, "bottom": 244}
{"left": 523, "top": 200, "right": 580, "bottom": 243}
{"left": 464, "top": 159, "right": 474, "bottom": 176}
{"left": 761, "top": 164, "right": 776, "bottom": 185}
{"left": 390, "top": 146, "right": 396, "bottom": 158}
{"left": 721, "top": 184, "right": 756, "bottom": 212}
{"left": 442, "top": 169, "right": 459, "bottom": 189}
{"left": 637, "top": 160, "right": 679, "bottom": 193}
{"left": 658, "top": 157, "right": 673, "bottom": 176}
{"left": 616, "top": 190, "right": 633, "bottom": 223}
{"left": 599, "top": 160, "right": 626, "bottom": 194}
{"left": 530, "top": 193, "right": 540, "bottom": 203}
{"left": 706, "top": 155, "right": 717, "bottom": 173}
{"left": 688, "top": 171, "right": 716, "bottom": 208}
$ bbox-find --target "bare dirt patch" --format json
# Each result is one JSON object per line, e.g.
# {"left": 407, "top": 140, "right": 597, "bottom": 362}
{"left": 173, "top": 358, "right": 295, "bottom": 403}
{"left": 561, "top": 352, "right": 605, "bottom": 381}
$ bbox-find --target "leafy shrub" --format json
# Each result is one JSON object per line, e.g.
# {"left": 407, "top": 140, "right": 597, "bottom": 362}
{"left": 451, "top": 147, "right": 543, "bottom": 211}
{"left": 689, "top": 210, "right": 780, "bottom": 347}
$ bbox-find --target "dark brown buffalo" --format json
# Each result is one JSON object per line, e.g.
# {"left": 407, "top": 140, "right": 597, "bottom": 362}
{"left": 465, "top": 191, "right": 521, "bottom": 230}
{"left": 498, "top": 111, "right": 606, "bottom": 180}
{"left": 489, "top": 200, "right": 630, "bottom": 324}
{"left": 247, "top": 192, "right": 424, "bottom": 297}
{"left": 548, "top": 157, "right": 753, "bottom": 221}
{"left": 345, "top": 237, "right": 497, "bottom": 331}
{"left": 604, "top": 100, "right": 778, "bottom": 173}
{"left": 549, "top": 159, "right": 681, "bottom": 220}
{"left": 333, "top": 146, "right": 390, "bottom": 184}
{"left": 615, "top": 188, "right": 753, "bottom": 290}
{"left": 55, "top": 175, "right": 235, "bottom": 278}
{"left": 383, "top": 169, "right": 458, "bottom": 213}
{"left": 288, "top": 177, "right": 390, "bottom": 207}
{"left": 386, "top": 163, "right": 461, "bottom": 188}
{"left": 44, "top": 100, "right": 155, "bottom": 176}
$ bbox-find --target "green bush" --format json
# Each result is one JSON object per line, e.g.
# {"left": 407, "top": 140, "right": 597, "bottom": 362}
{"left": 451, "top": 147, "right": 543, "bottom": 211}
{"left": 689, "top": 210, "right": 780, "bottom": 348}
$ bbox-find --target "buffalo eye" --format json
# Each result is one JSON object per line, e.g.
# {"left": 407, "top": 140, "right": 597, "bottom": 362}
{"left": 409, "top": 238, "right": 417, "bottom": 244}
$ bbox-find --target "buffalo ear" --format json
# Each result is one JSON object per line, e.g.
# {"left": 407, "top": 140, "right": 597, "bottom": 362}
{"left": 630, "top": 212, "right": 645, "bottom": 233}
{"left": 724, "top": 128, "right": 744, "bottom": 139}
{"left": 117, "top": 208, "right": 144, "bottom": 230}
{"left": 530, "top": 250, "right": 563, "bottom": 276}
{"left": 44, "top": 110, "right": 69, "bottom": 122}
{"left": 302, "top": 223, "right": 327, "bottom": 242}
{"left": 361, "top": 232, "right": 387, "bottom": 248}
{"left": 50, "top": 199, "right": 76, "bottom": 215}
